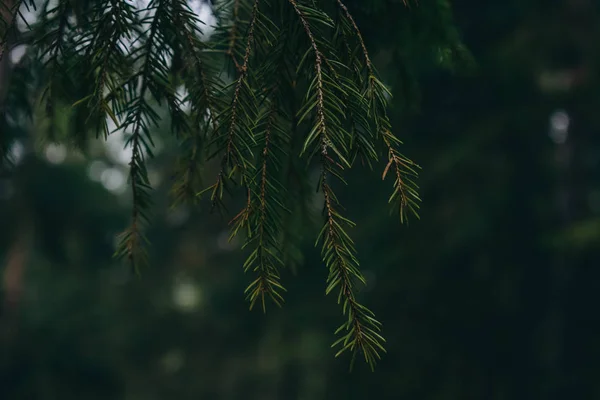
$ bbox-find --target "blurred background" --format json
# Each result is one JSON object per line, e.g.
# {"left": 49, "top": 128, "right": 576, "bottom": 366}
{"left": 2, "top": 0, "right": 600, "bottom": 398}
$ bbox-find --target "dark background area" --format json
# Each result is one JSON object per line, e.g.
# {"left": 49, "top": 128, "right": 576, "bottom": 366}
{"left": 2, "top": 0, "right": 600, "bottom": 398}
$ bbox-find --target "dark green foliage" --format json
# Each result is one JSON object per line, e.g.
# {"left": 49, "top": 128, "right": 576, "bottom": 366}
{"left": 0, "top": 0, "right": 451, "bottom": 368}
{"left": 5, "top": 0, "right": 600, "bottom": 396}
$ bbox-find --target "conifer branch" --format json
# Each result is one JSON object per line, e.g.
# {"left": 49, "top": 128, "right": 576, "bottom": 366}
{"left": 381, "top": 129, "right": 420, "bottom": 222}
{"left": 7, "top": 0, "right": 435, "bottom": 370}
{"left": 38, "top": 0, "right": 72, "bottom": 141}
{"left": 223, "top": 1, "right": 291, "bottom": 311}
{"left": 76, "top": 0, "right": 135, "bottom": 140}
{"left": 335, "top": 0, "right": 421, "bottom": 223}
{"left": 334, "top": 0, "right": 371, "bottom": 70}
{"left": 320, "top": 177, "right": 385, "bottom": 370}
{"left": 288, "top": 0, "right": 326, "bottom": 147}
{"left": 226, "top": 0, "right": 242, "bottom": 71}
{"left": 239, "top": 97, "right": 287, "bottom": 311}
{"left": 289, "top": 0, "right": 385, "bottom": 369}
{"left": 115, "top": 0, "right": 172, "bottom": 272}
{"left": 203, "top": 0, "right": 260, "bottom": 210}
{"left": 170, "top": 0, "right": 221, "bottom": 205}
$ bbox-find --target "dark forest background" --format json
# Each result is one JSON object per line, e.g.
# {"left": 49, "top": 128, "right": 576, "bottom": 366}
{"left": 2, "top": 0, "right": 600, "bottom": 398}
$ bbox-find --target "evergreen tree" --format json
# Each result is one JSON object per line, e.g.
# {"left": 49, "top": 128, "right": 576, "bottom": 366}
{"left": 0, "top": 0, "right": 462, "bottom": 368}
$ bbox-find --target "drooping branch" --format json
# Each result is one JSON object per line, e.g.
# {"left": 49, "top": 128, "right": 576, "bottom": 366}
{"left": 75, "top": 0, "right": 136, "bottom": 139}
{"left": 335, "top": 0, "right": 421, "bottom": 223}
{"left": 226, "top": 0, "right": 242, "bottom": 71}
{"left": 0, "top": 0, "right": 430, "bottom": 371}
{"left": 115, "top": 0, "right": 172, "bottom": 272}
{"left": 289, "top": 0, "right": 386, "bottom": 369}
{"left": 203, "top": 0, "right": 261, "bottom": 210}
{"left": 170, "top": 0, "right": 221, "bottom": 205}
{"left": 239, "top": 98, "right": 287, "bottom": 311}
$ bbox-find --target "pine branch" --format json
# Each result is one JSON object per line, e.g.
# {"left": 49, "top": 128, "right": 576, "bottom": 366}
{"left": 202, "top": 0, "right": 261, "bottom": 211}
{"left": 227, "top": 0, "right": 242, "bottom": 71}
{"left": 238, "top": 97, "right": 288, "bottom": 312}
{"left": 37, "top": 0, "right": 72, "bottom": 141}
{"left": 335, "top": 0, "right": 421, "bottom": 223}
{"left": 73, "top": 0, "right": 136, "bottom": 140}
{"left": 320, "top": 177, "right": 385, "bottom": 371}
{"left": 4, "top": 0, "right": 437, "bottom": 371}
{"left": 211, "top": 0, "right": 249, "bottom": 74}
{"left": 221, "top": 0, "right": 291, "bottom": 311}
{"left": 289, "top": 0, "right": 385, "bottom": 369}
{"left": 170, "top": 0, "right": 222, "bottom": 206}
{"left": 115, "top": 0, "right": 173, "bottom": 273}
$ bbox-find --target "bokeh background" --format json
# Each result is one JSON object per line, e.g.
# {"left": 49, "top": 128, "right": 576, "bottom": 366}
{"left": 2, "top": 0, "right": 600, "bottom": 398}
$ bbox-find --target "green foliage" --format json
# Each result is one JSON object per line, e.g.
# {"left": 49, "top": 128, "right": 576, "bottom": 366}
{"left": 0, "top": 0, "right": 432, "bottom": 369}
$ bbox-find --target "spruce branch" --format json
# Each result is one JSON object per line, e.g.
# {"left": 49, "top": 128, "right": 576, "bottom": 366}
{"left": 335, "top": 0, "right": 421, "bottom": 223}
{"left": 227, "top": 0, "right": 242, "bottom": 71}
{"left": 239, "top": 97, "right": 288, "bottom": 312}
{"left": 4, "top": 0, "right": 435, "bottom": 371}
{"left": 381, "top": 128, "right": 420, "bottom": 222}
{"left": 115, "top": 0, "right": 172, "bottom": 273}
{"left": 202, "top": 0, "right": 261, "bottom": 211}
{"left": 37, "top": 0, "right": 72, "bottom": 141}
{"left": 224, "top": 1, "right": 290, "bottom": 311}
{"left": 171, "top": 0, "right": 221, "bottom": 129}
{"left": 334, "top": 0, "right": 371, "bottom": 70}
{"left": 320, "top": 174, "right": 385, "bottom": 371}
{"left": 74, "top": 0, "right": 136, "bottom": 140}
{"left": 170, "top": 0, "right": 222, "bottom": 206}
{"left": 289, "top": 0, "right": 385, "bottom": 369}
